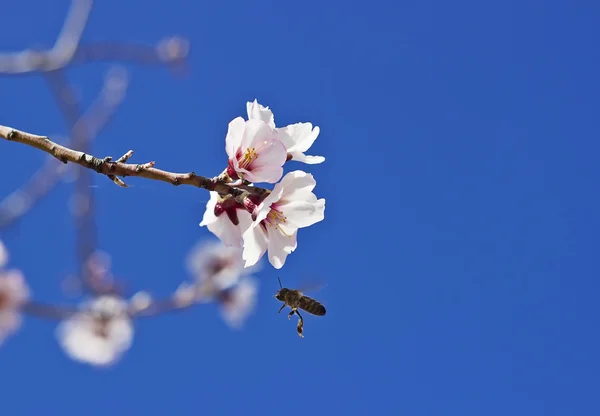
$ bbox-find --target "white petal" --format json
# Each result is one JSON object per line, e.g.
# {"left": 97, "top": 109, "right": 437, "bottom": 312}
{"left": 279, "top": 171, "right": 317, "bottom": 202}
{"left": 278, "top": 123, "right": 319, "bottom": 153}
{"left": 199, "top": 192, "right": 219, "bottom": 227}
{"left": 242, "top": 225, "right": 269, "bottom": 268}
{"left": 246, "top": 99, "right": 275, "bottom": 128}
{"left": 207, "top": 211, "right": 249, "bottom": 247}
{"left": 267, "top": 227, "right": 298, "bottom": 269}
{"left": 225, "top": 117, "right": 246, "bottom": 159}
{"left": 245, "top": 164, "right": 284, "bottom": 184}
{"left": 289, "top": 152, "right": 325, "bottom": 164}
{"left": 281, "top": 198, "right": 325, "bottom": 228}
{"left": 200, "top": 193, "right": 250, "bottom": 247}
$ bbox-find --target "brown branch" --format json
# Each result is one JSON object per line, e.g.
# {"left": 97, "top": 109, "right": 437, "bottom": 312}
{"left": 21, "top": 300, "right": 79, "bottom": 320}
{"left": 0, "top": 125, "right": 270, "bottom": 200}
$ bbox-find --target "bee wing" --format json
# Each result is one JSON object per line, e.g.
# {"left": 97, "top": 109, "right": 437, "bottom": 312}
{"left": 297, "top": 279, "right": 327, "bottom": 294}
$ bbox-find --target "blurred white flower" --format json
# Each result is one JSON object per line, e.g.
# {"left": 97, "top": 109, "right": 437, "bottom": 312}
{"left": 242, "top": 171, "right": 325, "bottom": 269}
{"left": 186, "top": 241, "right": 253, "bottom": 296}
{"left": 219, "top": 277, "right": 258, "bottom": 329}
{"left": 225, "top": 116, "right": 287, "bottom": 183}
{"left": 247, "top": 100, "right": 325, "bottom": 164}
{"left": 0, "top": 269, "right": 30, "bottom": 346}
{"left": 129, "top": 291, "right": 152, "bottom": 314}
{"left": 0, "top": 240, "right": 7, "bottom": 269}
{"left": 199, "top": 192, "right": 253, "bottom": 247}
{"left": 56, "top": 296, "right": 133, "bottom": 367}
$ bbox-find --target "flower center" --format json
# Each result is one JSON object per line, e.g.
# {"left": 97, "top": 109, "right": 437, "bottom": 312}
{"left": 265, "top": 206, "right": 292, "bottom": 237}
{"left": 237, "top": 141, "right": 269, "bottom": 169}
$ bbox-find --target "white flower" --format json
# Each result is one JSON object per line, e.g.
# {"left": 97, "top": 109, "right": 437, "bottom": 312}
{"left": 186, "top": 241, "right": 256, "bottom": 297}
{"left": 0, "top": 269, "right": 29, "bottom": 345}
{"left": 247, "top": 100, "right": 325, "bottom": 164}
{"left": 225, "top": 117, "right": 287, "bottom": 183}
{"left": 199, "top": 192, "right": 253, "bottom": 247}
{"left": 219, "top": 278, "right": 258, "bottom": 329}
{"left": 242, "top": 171, "right": 325, "bottom": 269}
{"left": 56, "top": 296, "right": 133, "bottom": 367}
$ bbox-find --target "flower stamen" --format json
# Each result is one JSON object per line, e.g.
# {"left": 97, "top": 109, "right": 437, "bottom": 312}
{"left": 265, "top": 207, "right": 292, "bottom": 238}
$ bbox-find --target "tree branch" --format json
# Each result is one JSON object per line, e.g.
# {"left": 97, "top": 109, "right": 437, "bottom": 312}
{"left": 0, "top": 125, "right": 270, "bottom": 200}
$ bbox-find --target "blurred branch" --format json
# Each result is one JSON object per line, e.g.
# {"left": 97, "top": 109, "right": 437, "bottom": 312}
{"left": 0, "top": 68, "right": 128, "bottom": 228}
{"left": 0, "top": 125, "right": 270, "bottom": 200}
{"left": 0, "top": 0, "right": 190, "bottom": 295}
{"left": 0, "top": 0, "right": 93, "bottom": 74}
{"left": 21, "top": 301, "right": 79, "bottom": 320}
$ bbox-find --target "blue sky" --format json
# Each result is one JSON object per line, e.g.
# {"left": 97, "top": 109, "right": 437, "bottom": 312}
{"left": 1, "top": 0, "right": 599, "bottom": 414}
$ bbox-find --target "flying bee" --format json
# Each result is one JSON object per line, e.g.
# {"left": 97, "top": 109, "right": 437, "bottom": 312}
{"left": 275, "top": 277, "right": 326, "bottom": 338}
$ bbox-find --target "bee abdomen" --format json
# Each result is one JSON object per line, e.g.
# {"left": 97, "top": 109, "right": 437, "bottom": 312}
{"left": 299, "top": 296, "right": 326, "bottom": 316}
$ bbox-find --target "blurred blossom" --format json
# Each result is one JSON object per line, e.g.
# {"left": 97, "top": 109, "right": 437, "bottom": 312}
{"left": 247, "top": 100, "right": 325, "bottom": 164}
{"left": 219, "top": 277, "right": 258, "bottom": 329}
{"left": 243, "top": 171, "right": 325, "bottom": 269}
{"left": 200, "top": 192, "right": 253, "bottom": 247}
{"left": 186, "top": 240, "right": 257, "bottom": 296}
{"left": 129, "top": 291, "right": 152, "bottom": 313}
{"left": 56, "top": 296, "right": 133, "bottom": 366}
{"left": 0, "top": 240, "right": 7, "bottom": 268}
{"left": 0, "top": 268, "right": 30, "bottom": 346}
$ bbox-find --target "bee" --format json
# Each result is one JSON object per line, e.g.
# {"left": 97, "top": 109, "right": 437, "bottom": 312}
{"left": 275, "top": 277, "right": 326, "bottom": 338}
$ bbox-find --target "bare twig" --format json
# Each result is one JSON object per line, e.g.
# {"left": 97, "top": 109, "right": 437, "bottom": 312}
{"left": 0, "top": 125, "right": 270, "bottom": 200}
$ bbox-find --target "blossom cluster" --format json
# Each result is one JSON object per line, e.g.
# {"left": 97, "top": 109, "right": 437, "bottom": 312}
{"left": 201, "top": 100, "right": 326, "bottom": 269}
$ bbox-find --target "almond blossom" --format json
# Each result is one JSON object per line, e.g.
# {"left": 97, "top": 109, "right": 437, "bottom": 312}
{"left": 56, "top": 295, "right": 133, "bottom": 366}
{"left": 242, "top": 170, "right": 325, "bottom": 269}
{"left": 184, "top": 241, "right": 259, "bottom": 328}
{"left": 199, "top": 192, "right": 253, "bottom": 247}
{"left": 225, "top": 117, "right": 287, "bottom": 183}
{"left": 186, "top": 240, "right": 257, "bottom": 295}
{"left": 247, "top": 100, "right": 325, "bottom": 164}
{"left": 0, "top": 268, "right": 30, "bottom": 346}
{"left": 218, "top": 277, "right": 258, "bottom": 329}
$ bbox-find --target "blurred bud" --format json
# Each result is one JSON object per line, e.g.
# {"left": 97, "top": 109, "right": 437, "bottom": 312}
{"left": 129, "top": 291, "right": 152, "bottom": 313}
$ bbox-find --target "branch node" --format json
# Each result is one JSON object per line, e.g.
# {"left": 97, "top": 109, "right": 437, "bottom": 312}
{"left": 172, "top": 177, "right": 180, "bottom": 186}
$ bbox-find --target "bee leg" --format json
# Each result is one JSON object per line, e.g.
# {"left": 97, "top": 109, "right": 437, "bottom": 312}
{"left": 295, "top": 310, "right": 304, "bottom": 338}
{"left": 278, "top": 304, "right": 286, "bottom": 314}
{"left": 288, "top": 309, "right": 296, "bottom": 320}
